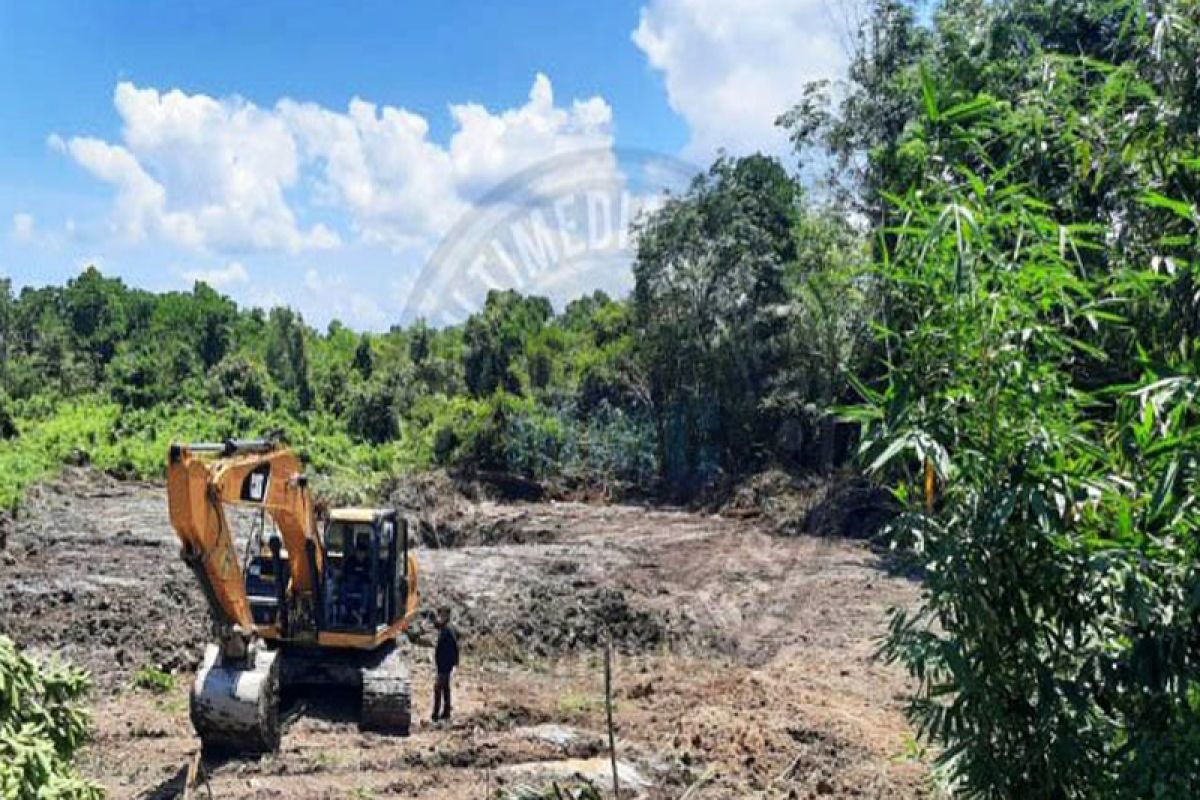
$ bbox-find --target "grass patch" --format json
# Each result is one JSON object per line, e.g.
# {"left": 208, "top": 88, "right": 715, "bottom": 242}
{"left": 556, "top": 691, "right": 603, "bottom": 720}
{"left": 133, "top": 664, "right": 175, "bottom": 694}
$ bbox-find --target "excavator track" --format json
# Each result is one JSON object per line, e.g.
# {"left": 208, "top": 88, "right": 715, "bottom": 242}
{"left": 360, "top": 641, "right": 412, "bottom": 735}
{"left": 190, "top": 644, "right": 281, "bottom": 754}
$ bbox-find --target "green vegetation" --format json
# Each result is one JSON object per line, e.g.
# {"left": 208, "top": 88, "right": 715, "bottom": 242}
{"left": 0, "top": 635, "right": 103, "bottom": 800}
{"left": 131, "top": 665, "right": 174, "bottom": 695}
{"left": 788, "top": 0, "right": 1200, "bottom": 795}
{"left": 0, "top": 156, "right": 859, "bottom": 508}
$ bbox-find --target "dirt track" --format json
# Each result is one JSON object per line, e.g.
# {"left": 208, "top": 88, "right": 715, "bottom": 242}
{"left": 0, "top": 470, "right": 926, "bottom": 798}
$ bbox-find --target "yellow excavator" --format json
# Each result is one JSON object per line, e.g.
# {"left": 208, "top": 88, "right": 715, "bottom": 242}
{"left": 166, "top": 438, "right": 419, "bottom": 753}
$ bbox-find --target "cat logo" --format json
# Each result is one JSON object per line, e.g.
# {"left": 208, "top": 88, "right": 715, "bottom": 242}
{"left": 241, "top": 464, "right": 270, "bottom": 503}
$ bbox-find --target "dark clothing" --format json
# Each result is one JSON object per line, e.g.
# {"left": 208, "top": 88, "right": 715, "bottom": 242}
{"left": 432, "top": 625, "right": 458, "bottom": 722}
{"left": 340, "top": 554, "right": 372, "bottom": 627}
{"left": 432, "top": 672, "right": 452, "bottom": 720}
{"left": 435, "top": 626, "right": 459, "bottom": 673}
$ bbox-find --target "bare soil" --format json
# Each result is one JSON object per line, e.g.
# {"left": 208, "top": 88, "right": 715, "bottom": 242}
{"left": 0, "top": 469, "right": 927, "bottom": 799}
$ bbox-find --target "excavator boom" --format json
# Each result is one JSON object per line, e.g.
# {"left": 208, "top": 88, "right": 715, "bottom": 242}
{"left": 167, "top": 440, "right": 323, "bottom": 638}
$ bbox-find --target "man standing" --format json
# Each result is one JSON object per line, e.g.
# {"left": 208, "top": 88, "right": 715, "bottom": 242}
{"left": 432, "top": 606, "right": 459, "bottom": 723}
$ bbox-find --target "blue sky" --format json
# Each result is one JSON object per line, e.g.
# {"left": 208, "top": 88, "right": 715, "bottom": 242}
{"left": 0, "top": 0, "right": 849, "bottom": 328}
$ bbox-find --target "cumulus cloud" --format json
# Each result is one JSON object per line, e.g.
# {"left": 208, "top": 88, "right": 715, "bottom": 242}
{"left": 55, "top": 84, "right": 339, "bottom": 253}
{"left": 282, "top": 72, "right": 615, "bottom": 250}
{"left": 633, "top": 0, "right": 850, "bottom": 160}
{"left": 180, "top": 260, "right": 250, "bottom": 288}
{"left": 57, "top": 76, "right": 616, "bottom": 256}
{"left": 11, "top": 213, "right": 36, "bottom": 244}
{"left": 447, "top": 74, "right": 614, "bottom": 198}
{"left": 280, "top": 98, "right": 464, "bottom": 251}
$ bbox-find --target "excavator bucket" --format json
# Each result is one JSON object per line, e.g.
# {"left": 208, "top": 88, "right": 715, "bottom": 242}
{"left": 190, "top": 644, "right": 281, "bottom": 754}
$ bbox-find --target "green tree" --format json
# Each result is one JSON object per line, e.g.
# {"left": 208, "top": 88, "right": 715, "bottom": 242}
{"left": 353, "top": 334, "right": 374, "bottom": 380}
{"left": 208, "top": 354, "right": 272, "bottom": 410}
{"left": 462, "top": 290, "right": 552, "bottom": 397}
{"left": 345, "top": 373, "right": 401, "bottom": 444}
{"left": 778, "top": 0, "right": 929, "bottom": 222}
{"left": 757, "top": 207, "right": 875, "bottom": 471}
{"left": 633, "top": 154, "right": 798, "bottom": 491}
{"left": 63, "top": 266, "right": 129, "bottom": 373}
{"left": 264, "top": 307, "right": 314, "bottom": 410}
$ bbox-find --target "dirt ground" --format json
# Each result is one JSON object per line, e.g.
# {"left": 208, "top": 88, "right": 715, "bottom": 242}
{"left": 0, "top": 469, "right": 927, "bottom": 799}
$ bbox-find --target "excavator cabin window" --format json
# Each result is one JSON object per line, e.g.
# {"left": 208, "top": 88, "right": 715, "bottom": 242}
{"left": 322, "top": 515, "right": 405, "bottom": 633}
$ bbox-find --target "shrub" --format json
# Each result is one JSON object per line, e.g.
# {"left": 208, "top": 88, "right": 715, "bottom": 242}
{"left": 0, "top": 635, "right": 103, "bottom": 800}
{"left": 132, "top": 665, "right": 174, "bottom": 694}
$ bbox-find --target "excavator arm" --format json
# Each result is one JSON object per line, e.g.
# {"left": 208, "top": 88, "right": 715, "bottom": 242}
{"left": 166, "top": 440, "right": 323, "bottom": 642}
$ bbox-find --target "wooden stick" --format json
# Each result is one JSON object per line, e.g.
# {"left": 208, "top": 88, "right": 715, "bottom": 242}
{"left": 182, "top": 751, "right": 201, "bottom": 800}
{"left": 605, "top": 629, "right": 620, "bottom": 800}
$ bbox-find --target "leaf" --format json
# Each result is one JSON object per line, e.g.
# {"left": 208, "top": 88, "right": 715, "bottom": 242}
{"left": 941, "top": 95, "right": 995, "bottom": 123}
{"left": 1139, "top": 191, "right": 1196, "bottom": 223}
{"left": 1146, "top": 457, "right": 1179, "bottom": 525}
{"left": 868, "top": 434, "right": 913, "bottom": 475}
{"left": 920, "top": 63, "right": 939, "bottom": 122}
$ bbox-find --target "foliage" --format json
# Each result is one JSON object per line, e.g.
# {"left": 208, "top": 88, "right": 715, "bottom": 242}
{"left": 0, "top": 635, "right": 103, "bottom": 800}
{"left": 207, "top": 354, "right": 272, "bottom": 410}
{"left": 263, "top": 307, "right": 313, "bottom": 411}
{"left": 463, "top": 290, "right": 553, "bottom": 397}
{"left": 131, "top": 665, "right": 174, "bottom": 695}
{"left": 633, "top": 155, "right": 801, "bottom": 493}
{"left": 0, "top": 142, "right": 866, "bottom": 507}
{"left": 345, "top": 373, "right": 401, "bottom": 445}
{"left": 819, "top": 0, "right": 1200, "bottom": 794}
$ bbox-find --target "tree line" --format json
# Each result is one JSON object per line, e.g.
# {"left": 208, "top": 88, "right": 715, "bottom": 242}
{"left": 0, "top": 155, "right": 866, "bottom": 506}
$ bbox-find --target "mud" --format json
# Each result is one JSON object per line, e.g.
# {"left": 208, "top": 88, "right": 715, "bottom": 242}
{"left": 0, "top": 469, "right": 209, "bottom": 687}
{"left": 0, "top": 468, "right": 927, "bottom": 798}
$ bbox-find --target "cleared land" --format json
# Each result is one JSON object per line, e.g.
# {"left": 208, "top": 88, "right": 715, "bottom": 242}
{"left": 0, "top": 469, "right": 925, "bottom": 798}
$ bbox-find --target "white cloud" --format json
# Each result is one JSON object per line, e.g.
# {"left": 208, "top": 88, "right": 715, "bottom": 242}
{"left": 56, "top": 83, "right": 339, "bottom": 253}
{"left": 180, "top": 260, "right": 250, "bottom": 288}
{"left": 633, "top": 0, "right": 850, "bottom": 160}
{"left": 281, "top": 73, "right": 615, "bottom": 250}
{"left": 280, "top": 97, "right": 464, "bottom": 251}
{"left": 11, "top": 213, "right": 35, "bottom": 244}
{"left": 57, "top": 76, "right": 617, "bottom": 257}
{"left": 448, "top": 73, "right": 614, "bottom": 198}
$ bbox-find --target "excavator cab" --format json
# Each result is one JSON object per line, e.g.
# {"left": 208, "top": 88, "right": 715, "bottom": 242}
{"left": 322, "top": 509, "right": 410, "bottom": 634}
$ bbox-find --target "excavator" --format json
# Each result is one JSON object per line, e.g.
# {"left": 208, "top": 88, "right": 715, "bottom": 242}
{"left": 166, "top": 438, "right": 419, "bottom": 753}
